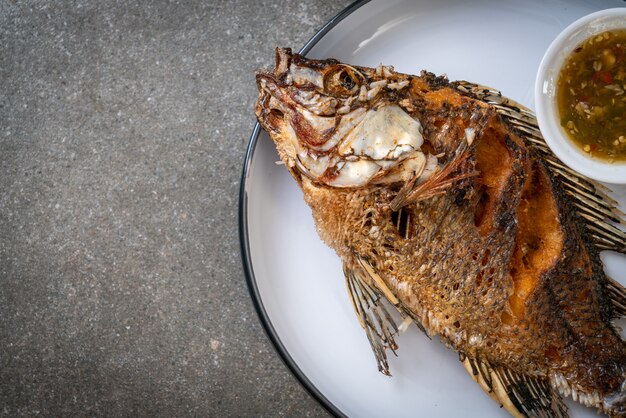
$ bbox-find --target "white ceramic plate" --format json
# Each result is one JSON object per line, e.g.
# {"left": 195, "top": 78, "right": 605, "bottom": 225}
{"left": 240, "top": 1, "right": 626, "bottom": 417}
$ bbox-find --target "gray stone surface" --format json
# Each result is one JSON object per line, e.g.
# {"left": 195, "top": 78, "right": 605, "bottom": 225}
{"left": 0, "top": 1, "right": 352, "bottom": 416}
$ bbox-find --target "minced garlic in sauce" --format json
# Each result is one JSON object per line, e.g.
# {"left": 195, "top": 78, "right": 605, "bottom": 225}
{"left": 556, "top": 29, "right": 626, "bottom": 162}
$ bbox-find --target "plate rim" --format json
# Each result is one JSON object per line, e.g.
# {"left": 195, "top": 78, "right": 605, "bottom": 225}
{"left": 238, "top": 1, "right": 369, "bottom": 417}
{"left": 239, "top": 1, "right": 626, "bottom": 417}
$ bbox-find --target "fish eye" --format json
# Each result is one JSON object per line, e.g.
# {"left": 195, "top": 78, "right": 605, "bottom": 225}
{"left": 324, "top": 65, "right": 362, "bottom": 96}
{"left": 341, "top": 72, "right": 356, "bottom": 90}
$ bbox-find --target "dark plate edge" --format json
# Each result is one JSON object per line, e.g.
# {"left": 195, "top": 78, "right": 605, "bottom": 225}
{"left": 238, "top": 1, "right": 370, "bottom": 417}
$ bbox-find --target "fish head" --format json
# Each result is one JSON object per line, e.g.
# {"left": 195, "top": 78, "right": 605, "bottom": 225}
{"left": 256, "top": 48, "right": 431, "bottom": 188}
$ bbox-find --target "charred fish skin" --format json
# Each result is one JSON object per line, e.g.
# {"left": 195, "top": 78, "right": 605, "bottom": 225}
{"left": 255, "top": 48, "right": 626, "bottom": 417}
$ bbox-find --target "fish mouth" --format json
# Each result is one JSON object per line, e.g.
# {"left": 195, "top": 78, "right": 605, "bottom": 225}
{"left": 255, "top": 72, "right": 290, "bottom": 133}
{"left": 274, "top": 47, "right": 293, "bottom": 79}
{"left": 255, "top": 47, "right": 293, "bottom": 95}
{"left": 255, "top": 71, "right": 276, "bottom": 101}
{"left": 255, "top": 71, "right": 282, "bottom": 96}
{"left": 255, "top": 48, "right": 296, "bottom": 123}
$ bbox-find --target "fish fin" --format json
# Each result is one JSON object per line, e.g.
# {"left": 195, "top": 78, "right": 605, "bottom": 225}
{"left": 344, "top": 257, "right": 430, "bottom": 375}
{"left": 461, "top": 355, "right": 569, "bottom": 418}
{"left": 344, "top": 263, "right": 399, "bottom": 376}
{"left": 354, "top": 257, "right": 429, "bottom": 336}
{"left": 454, "top": 81, "right": 626, "bottom": 254}
{"left": 390, "top": 140, "right": 478, "bottom": 211}
{"left": 607, "top": 276, "right": 626, "bottom": 319}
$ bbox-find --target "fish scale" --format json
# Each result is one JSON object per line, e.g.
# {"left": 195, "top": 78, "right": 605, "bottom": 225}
{"left": 255, "top": 48, "right": 626, "bottom": 417}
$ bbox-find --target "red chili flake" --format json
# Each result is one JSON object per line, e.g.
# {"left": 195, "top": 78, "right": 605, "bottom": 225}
{"left": 590, "top": 143, "right": 598, "bottom": 151}
{"left": 577, "top": 93, "right": 589, "bottom": 102}
{"left": 593, "top": 71, "right": 613, "bottom": 84}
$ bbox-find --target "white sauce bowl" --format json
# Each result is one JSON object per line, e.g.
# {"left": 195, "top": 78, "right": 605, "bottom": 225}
{"left": 535, "top": 8, "right": 626, "bottom": 184}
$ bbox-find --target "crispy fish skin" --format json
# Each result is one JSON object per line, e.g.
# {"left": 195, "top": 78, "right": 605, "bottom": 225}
{"left": 255, "top": 48, "right": 626, "bottom": 417}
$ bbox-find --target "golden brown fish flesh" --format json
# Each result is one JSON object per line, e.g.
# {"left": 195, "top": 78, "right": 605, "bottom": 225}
{"left": 255, "top": 48, "right": 626, "bottom": 417}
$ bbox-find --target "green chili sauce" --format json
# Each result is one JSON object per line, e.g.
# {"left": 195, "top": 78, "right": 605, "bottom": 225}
{"left": 556, "top": 29, "right": 626, "bottom": 162}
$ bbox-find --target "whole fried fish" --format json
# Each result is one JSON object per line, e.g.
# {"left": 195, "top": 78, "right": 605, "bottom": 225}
{"left": 254, "top": 48, "right": 626, "bottom": 417}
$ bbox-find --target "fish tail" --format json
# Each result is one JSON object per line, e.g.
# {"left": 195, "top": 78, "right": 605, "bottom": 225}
{"left": 551, "top": 336, "right": 626, "bottom": 416}
{"left": 603, "top": 381, "right": 625, "bottom": 417}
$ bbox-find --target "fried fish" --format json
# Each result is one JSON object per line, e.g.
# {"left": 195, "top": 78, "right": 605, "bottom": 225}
{"left": 254, "top": 48, "right": 626, "bottom": 417}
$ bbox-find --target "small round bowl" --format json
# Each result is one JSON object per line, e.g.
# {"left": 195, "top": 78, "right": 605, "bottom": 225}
{"left": 535, "top": 8, "right": 626, "bottom": 184}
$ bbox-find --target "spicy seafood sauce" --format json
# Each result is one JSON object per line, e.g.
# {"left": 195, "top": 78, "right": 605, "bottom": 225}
{"left": 556, "top": 29, "right": 626, "bottom": 162}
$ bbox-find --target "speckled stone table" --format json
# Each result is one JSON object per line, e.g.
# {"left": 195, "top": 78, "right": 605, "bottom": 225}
{"left": 0, "top": 1, "right": 352, "bottom": 416}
